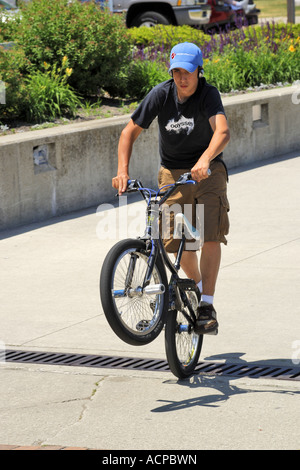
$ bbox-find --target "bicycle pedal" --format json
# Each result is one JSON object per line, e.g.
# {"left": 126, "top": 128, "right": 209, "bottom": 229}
{"left": 176, "top": 278, "right": 197, "bottom": 291}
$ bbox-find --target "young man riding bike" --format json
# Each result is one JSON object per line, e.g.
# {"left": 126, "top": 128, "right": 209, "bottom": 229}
{"left": 112, "top": 42, "right": 230, "bottom": 335}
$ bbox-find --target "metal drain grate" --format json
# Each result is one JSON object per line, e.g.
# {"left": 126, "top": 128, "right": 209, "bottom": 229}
{"left": 1, "top": 349, "right": 170, "bottom": 373}
{"left": 194, "top": 361, "right": 300, "bottom": 381}
{"left": 2, "top": 349, "right": 300, "bottom": 381}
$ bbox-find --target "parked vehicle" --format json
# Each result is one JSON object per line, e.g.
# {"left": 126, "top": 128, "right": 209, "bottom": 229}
{"left": 112, "top": 0, "right": 212, "bottom": 28}
{"left": 207, "top": 0, "right": 260, "bottom": 30}
{"left": 108, "top": 0, "right": 260, "bottom": 29}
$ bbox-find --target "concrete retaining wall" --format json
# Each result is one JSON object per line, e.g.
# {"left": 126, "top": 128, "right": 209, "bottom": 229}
{"left": 0, "top": 85, "right": 299, "bottom": 231}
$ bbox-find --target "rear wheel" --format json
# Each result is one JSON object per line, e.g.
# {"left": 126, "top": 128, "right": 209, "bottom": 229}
{"left": 100, "top": 239, "right": 168, "bottom": 346}
{"left": 165, "top": 289, "right": 203, "bottom": 379}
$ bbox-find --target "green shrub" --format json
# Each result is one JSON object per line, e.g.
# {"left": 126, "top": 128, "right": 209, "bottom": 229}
{"left": 15, "top": 0, "right": 131, "bottom": 96}
{"left": 0, "top": 46, "right": 30, "bottom": 119}
{"left": 25, "top": 58, "right": 81, "bottom": 122}
{"left": 127, "top": 60, "right": 170, "bottom": 99}
{"left": 0, "top": 8, "right": 21, "bottom": 42}
{"left": 104, "top": 58, "right": 170, "bottom": 99}
{"left": 133, "top": 22, "right": 300, "bottom": 94}
{"left": 247, "top": 22, "right": 300, "bottom": 42}
{"left": 128, "top": 24, "right": 211, "bottom": 48}
{"left": 204, "top": 36, "right": 300, "bottom": 92}
{"left": 204, "top": 56, "right": 244, "bottom": 92}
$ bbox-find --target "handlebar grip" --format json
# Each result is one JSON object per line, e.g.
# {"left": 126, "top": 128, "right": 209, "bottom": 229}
{"left": 115, "top": 179, "right": 135, "bottom": 197}
{"left": 186, "top": 169, "right": 211, "bottom": 180}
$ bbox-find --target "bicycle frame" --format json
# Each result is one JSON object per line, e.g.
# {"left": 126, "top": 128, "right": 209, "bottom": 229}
{"left": 123, "top": 173, "right": 199, "bottom": 326}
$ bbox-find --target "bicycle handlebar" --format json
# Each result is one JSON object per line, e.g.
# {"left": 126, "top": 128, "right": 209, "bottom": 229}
{"left": 127, "top": 169, "right": 210, "bottom": 189}
{"left": 178, "top": 169, "right": 211, "bottom": 182}
{"left": 117, "top": 169, "right": 211, "bottom": 201}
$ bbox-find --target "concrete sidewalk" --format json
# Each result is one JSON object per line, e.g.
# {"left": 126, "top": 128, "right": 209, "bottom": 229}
{"left": 0, "top": 152, "right": 299, "bottom": 450}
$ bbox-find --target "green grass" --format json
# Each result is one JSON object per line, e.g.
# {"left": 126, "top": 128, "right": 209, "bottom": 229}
{"left": 257, "top": 0, "right": 300, "bottom": 18}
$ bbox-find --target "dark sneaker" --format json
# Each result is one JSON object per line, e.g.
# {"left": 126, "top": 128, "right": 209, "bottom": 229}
{"left": 195, "top": 301, "right": 218, "bottom": 335}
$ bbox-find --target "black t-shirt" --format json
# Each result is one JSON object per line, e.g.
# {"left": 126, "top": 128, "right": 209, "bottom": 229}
{"left": 131, "top": 77, "right": 226, "bottom": 170}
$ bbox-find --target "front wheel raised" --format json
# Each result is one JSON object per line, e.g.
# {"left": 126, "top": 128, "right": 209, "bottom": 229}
{"left": 100, "top": 239, "right": 168, "bottom": 346}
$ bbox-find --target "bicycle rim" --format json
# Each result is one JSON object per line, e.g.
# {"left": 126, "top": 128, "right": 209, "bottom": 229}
{"left": 99, "top": 236, "right": 170, "bottom": 346}
{"left": 112, "top": 248, "right": 164, "bottom": 334}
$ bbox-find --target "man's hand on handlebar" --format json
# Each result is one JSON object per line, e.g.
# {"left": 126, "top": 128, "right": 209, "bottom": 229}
{"left": 112, "top": 173, "right": 129, "bottom": 195}
{"left": 191, "top": 157, "right": 211, "bottom": 182}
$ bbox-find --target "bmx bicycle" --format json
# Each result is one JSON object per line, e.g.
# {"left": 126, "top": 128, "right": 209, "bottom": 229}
{"left": 100, "top": 172, "right": 209, "bottom": 379}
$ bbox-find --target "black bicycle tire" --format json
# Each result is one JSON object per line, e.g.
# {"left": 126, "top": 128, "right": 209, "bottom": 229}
{"left": 100, "top": 238, "right": 169, "bottom": 346}
{"left": 130, "top": 11, "right": 171, "bottom": 27}
{"left": 165, "top": 294, "right": 203, "bottom": 379}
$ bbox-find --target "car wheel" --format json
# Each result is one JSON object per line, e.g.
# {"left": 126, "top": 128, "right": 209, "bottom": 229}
{"left": 130, "top": 11, "right": 171, "bottom": 27}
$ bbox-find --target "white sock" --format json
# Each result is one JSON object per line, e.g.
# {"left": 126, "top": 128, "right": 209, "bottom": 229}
{"left": 201, "top": 295, "right": 214, "bottom": 305}
{"left": 197, "top": 280, "right": 203, "bottom": 293}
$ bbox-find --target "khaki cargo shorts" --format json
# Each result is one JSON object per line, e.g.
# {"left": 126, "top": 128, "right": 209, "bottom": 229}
{"left": 158, "top": 159, "right": 230, "bottom": 252}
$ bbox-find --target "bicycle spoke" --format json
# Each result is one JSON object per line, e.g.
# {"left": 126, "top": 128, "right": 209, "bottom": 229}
{"left": 111, "top": 249, "right": 164, "bottom": 335}
{"left": 174, "top": 292, "right": 201, "bottom": 367}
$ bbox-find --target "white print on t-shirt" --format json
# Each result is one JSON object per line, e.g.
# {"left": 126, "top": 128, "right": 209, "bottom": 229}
{"left": 165, "top": 115, "right": 195, "bottom": 135}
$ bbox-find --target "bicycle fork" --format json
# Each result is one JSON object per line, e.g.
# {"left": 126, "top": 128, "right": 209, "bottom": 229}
{"left": 113, "top": 245, "right": 165, "bottom": 299}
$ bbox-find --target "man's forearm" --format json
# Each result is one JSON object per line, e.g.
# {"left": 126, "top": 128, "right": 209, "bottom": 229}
{"left": 113, "top": 119, "right": 143, "bottom": 194}
{"left": 201, "top": 128, "right": 230, "bottom": 162}
{"left": 191, "top": 121, "right": 230, "bottom": 182}
{"left": 117, "top": 136, "right": 131, "bottom": 176}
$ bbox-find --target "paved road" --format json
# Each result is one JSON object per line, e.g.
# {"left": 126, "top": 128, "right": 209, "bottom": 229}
{"left": 0, "top": 152, "right": 299, "bottom": 450}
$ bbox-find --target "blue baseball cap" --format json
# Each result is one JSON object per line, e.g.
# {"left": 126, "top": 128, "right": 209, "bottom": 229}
{"left": 169, "top": 42, "right": 203, "bottom": 74}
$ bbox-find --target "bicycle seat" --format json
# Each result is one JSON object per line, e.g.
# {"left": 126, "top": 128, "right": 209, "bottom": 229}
{"left": 173, "top": 213, "right": 201, "bottom": 241}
